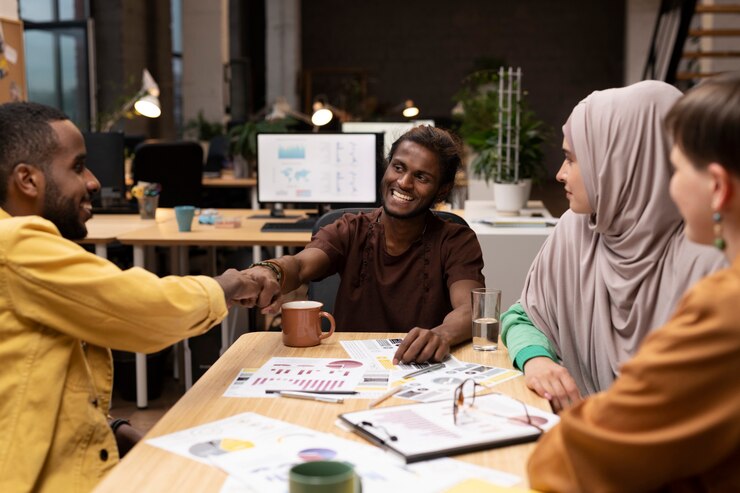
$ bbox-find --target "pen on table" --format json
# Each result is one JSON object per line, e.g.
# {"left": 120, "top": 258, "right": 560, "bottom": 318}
{"left": 402, "top": 362, "right": 446, "bottom": 379}
{"left": 276, "top": 391, "right": 344, "bottom": 403}
{"left": 264, "top": 389, "right": 358, "bottom": 395}
{"left": 368, "top": 385, "right": 404, "bottom": 409}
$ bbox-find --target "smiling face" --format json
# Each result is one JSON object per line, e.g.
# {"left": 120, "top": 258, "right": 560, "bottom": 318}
{"left": 669, "top": 144, "right": 715, "bottom": 245}
{"left": 39, "top": 120, "right": 100, "bottom": 239}
{"left": 381, "top": 140, "right": 449, "bottom": 219}
{"left": 556, "top": 137, "right": 592, "bottom": 214}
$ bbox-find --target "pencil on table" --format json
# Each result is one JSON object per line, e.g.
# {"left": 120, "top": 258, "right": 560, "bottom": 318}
{"left": 368, "top": 385, "right": 404, "bottom": 408}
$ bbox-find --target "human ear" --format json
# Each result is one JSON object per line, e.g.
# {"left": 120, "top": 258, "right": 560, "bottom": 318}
{"left": 706, "top": 163, "right": 732, "bottom": 211}
{"left": 11, "top": 163, "right": 44, "bottom": 199}
{"left": 436, "top": 183, "right": 454, "bottom": 203}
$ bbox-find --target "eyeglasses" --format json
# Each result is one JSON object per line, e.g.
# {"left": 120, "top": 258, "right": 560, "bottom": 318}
{"left": 452, "top": 378, "right": 544, "bottom": 433}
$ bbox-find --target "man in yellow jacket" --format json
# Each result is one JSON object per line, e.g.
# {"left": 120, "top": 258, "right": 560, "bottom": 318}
{"left": 0, "top": 102, "right": 271, "bottom": 492}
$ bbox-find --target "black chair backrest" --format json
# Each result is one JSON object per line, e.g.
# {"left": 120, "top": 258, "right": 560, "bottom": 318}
{"left": 133, "top": 140, "right": 204, "bottom": 207}
{"left": 204, "top": 135, "right": 229, "bottom": 173}
{"left": 307, "top": 208, "right": 469, "bottom": 316}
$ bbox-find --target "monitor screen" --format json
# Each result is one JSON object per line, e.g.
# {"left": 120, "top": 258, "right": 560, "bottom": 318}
{"left": 257, "top": 133, "right": 381, "bottom": 205}
{"left": 342, "top": 120, "right": 435, "bottom": 158}
{"left": 82, "top": 132, "right": 126, "bottom": 207}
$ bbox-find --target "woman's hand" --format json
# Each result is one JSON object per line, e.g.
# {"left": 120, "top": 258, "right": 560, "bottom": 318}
{"left": 523, "top": 357, "right": 582, "bottom": 412}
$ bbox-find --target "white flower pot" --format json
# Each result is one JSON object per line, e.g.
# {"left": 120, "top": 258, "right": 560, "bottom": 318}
{"left": 493, "top": 181, "right": 530, "bottom": 215}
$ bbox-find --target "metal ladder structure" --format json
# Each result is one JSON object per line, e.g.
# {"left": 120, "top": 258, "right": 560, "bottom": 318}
{"left": 644, "top": 0, "right": 740, "bottom": 88}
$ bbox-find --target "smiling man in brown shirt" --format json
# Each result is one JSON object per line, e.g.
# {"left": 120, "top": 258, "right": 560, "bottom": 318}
{"left": 243, "top": 126, "right": 485, "bottom": 364}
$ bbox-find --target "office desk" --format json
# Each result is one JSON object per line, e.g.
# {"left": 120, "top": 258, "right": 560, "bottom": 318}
{"left": 79, "top": 211, "right": 173, "bottom": 258}
{"left": 93, "top": 332, "right": 546, "bottom": 493}
{"left": 462, "top": 201, "right": 555, "bottom": 309}
{"left": 116, "top": 209, "right": 315, "bottom": 408}
{"left": 116, "top": 208, "right": 311, "bottom": 248}
{"left": 202, "top": 172, "right": 258, "bottom": 209}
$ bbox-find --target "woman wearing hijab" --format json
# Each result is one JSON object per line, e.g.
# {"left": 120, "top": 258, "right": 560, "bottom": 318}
{"left": 501, "top": 80, "right": 725, "bottom": 411}
{"left": 527, "top": 72, "right": 740, "bottom": 493}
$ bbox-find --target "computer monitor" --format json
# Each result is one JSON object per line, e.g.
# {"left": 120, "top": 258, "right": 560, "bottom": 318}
{"left": 83, "top": 132, "right": 127, "bottom": 208}
{"left": 342, "top": 120, "right": 435, "bottom": 158}
{"left": 257, "top": 132, "right": 383, "bottom": 212}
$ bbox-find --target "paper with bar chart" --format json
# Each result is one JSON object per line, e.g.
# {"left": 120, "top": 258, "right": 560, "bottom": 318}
{"left": 224, "top": 357, "right": 375, "bottom": 398}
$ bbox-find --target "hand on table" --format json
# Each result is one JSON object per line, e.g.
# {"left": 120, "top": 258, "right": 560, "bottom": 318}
{"left": 393, "top": 328, "right": 450, "bottom": 364}
{"left": 523, "top": 356, "right": 582, "bottom": 412}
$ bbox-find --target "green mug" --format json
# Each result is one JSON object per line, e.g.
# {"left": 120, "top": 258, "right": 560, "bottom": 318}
{"left": 289, "top": 460, "right": 362, "bottom": 493}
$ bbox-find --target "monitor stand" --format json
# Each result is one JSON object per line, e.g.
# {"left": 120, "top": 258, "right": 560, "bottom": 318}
{"left": 249, "top": 202, "right": 303, "bottom": 220}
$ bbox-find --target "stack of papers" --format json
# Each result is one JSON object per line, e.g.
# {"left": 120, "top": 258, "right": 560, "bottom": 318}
{"left": 146, "top": 412, "right": 523, "bottom": 493}
{"left": 223, "top": 339, "right": 521, "bottom": 403}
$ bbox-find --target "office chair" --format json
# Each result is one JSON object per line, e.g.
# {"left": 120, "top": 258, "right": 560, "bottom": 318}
{"left": 204, "top": 135, "right": 229, "bottom": 173}
{"left": 133, "top": 140, "right": 204, "bottom": 207}
{"left": 307, "top": 208, "right": 469, "bottom": 316}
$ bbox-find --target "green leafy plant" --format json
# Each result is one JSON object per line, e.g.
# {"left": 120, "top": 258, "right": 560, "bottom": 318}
{"left": 454, "top": 70, "right": 548, "bottom": 184}
{"left": 228, "top": 118, "right": 298, "bottom": 163}
{"left": 184, "top": 111, "right": 225, "bottom": 141}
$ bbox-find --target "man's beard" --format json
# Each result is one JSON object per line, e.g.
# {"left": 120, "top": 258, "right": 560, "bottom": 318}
{"left": 41, "top": 182, "right": 88, "bottom": 240}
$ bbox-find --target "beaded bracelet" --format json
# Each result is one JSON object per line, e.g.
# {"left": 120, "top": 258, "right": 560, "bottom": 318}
{"left": 249, "top": 260, "right": 285, "bottom": 289}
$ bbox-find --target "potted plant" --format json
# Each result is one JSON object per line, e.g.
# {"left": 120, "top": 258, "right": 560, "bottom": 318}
{"left": 184, "top": 111, "right": 226, "bottom": 160}
{"left": 454, "top": 68, "right": 548, "bottom": 213}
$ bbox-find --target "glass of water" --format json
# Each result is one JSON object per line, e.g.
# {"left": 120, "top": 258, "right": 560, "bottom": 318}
{"left": 471, "top": 288, "right": 501, "bottom": 351}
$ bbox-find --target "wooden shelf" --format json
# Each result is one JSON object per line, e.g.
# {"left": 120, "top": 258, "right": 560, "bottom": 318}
{"left": 689, "top": 28, "right": 740, "bottom": 36}
{"left": 683, "top": 50, "right": 740, "bottom": 58}
{"left": 676, "top": 71, "right": 724, "bottom": 80}
{"left": 696, "top": 4, "right": 740, "bottom": 14}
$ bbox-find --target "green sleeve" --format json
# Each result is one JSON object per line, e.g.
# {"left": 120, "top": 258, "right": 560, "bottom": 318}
{"left": 501, "top": 302, "right": 559, "bottom": 370}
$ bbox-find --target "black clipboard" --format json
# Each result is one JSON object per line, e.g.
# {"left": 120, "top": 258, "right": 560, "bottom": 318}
{"left": 338, "top": 393, "right": 558, "bottom": 463}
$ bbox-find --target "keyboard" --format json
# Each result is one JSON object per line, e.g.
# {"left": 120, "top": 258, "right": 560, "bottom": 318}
{"left": 261, "top": 218, "right": 317, "bottom": 232}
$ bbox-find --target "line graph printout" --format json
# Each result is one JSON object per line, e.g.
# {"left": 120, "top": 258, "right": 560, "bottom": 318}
{"left": 223, "top": 358, "right": 366, "bottom": 398}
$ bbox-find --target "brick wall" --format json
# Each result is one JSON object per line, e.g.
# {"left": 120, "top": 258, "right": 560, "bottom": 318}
{"left": 301, "top": 0, "right": 626, "bottom": 176}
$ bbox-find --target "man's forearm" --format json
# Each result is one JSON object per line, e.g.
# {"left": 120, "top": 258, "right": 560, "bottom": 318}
{"left": 213, "top": 268, "right": 243, "bottom": 303}
{"left": 433, "top": 306, "right": 472, "bottom": 347}
{"left": 269, "top": 256, "right": 303, "bottom": 293}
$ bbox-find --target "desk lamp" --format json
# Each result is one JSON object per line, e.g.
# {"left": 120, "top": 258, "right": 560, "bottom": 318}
{"left": 102, "top": 69, "right": 161, "bottom": 131}
{"left": 311, "top": 100, "right": 334, "bottom": 126}
{"left": 267, "top": 97, "right": 313, "bottom": 126}
{"left": 401, "top": 99, "right": 420, "bottom": 118}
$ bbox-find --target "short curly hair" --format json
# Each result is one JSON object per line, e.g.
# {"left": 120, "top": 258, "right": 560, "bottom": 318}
{"left": 387, "top": 125, "right": 463, "bottom": 201}
{"left": 0, "top": 102, "right": 69, "bottom": 204}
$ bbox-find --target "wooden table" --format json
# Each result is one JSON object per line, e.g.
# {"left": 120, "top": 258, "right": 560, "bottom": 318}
{"left": 115, "top": 209, "right": 316, "bottom": 408}
{"left": 78, "top": 210, "right": 173, "bottom": 258}
{"left": 202, "top": 172, "right": 258, "bottom": 209}
{"left": 115, "top": 208, "right": 311, "bottom": 248}
{"left": 94, "top": 332, "right": 546, "bottom": 492}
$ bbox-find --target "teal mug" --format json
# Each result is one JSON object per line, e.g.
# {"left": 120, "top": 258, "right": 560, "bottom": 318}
{"left": 289, "top": 461, "right": 361, "bottom": 493}
{"left": 174, "top": 205, "right": 196, "bottom": 232}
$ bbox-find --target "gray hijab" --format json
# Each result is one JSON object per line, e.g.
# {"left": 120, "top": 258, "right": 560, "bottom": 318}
{"left": 520, "top": 80, "right": 726, "bottom": 395}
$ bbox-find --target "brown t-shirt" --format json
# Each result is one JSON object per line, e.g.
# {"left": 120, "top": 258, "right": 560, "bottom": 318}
{"left": 307, "top": 208, "right": 485, "bottom": 332}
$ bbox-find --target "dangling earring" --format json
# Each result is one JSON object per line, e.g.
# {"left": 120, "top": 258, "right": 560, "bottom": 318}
{"left": 713, "top": 212, "right": 726, "bottom": 251}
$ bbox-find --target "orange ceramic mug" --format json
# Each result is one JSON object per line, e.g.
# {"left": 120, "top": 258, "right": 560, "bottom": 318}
{"left": 281, "top": 301, "right": 336, "bottom": 347}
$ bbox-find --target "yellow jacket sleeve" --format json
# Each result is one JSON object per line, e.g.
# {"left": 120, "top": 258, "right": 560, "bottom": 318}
{"left": 3, "top": 216, "right": 228, "bottom": 353}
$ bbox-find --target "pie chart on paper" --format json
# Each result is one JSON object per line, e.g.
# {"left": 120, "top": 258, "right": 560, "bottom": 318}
{"left": 298, "top": 448, "right": 338, "bottom": 461}
{"left": 326, "top": 360, "right": 363, "bottom": 369}
{"left": 189, "top": 438, "right": 254, "bottom": 457}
